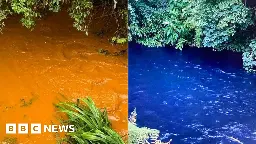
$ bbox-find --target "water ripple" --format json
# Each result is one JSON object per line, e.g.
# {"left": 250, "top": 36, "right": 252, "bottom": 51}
{"left": 129, "top": 45, "right": 256, "bottom": 144}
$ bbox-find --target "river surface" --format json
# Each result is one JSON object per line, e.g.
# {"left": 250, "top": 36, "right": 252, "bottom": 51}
{"left": 129, "top": 43, "right": 256, "bottom": 144}
{"left": 0, "top": 10, "right": 127, "bottom": 144}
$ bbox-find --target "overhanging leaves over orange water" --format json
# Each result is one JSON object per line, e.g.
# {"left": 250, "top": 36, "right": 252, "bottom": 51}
{"left": 0, "top": 10, "right": 127, "bottom": 144}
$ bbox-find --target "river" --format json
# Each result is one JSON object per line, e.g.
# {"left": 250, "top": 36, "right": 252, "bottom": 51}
{"left": 129, "top": 43, "right": 256, "bottom": 144}
{"left": 0, "top": 10, "right": 128, "bottom": 144}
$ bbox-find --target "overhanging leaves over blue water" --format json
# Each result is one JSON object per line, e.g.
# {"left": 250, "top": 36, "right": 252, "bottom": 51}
{"left": 128, "top": 43, "right": 256, "bottom": 144}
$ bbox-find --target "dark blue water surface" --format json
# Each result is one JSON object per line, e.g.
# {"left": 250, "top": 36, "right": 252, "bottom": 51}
{"left": 128, "top": 43, "right": 256, "bottom": 144}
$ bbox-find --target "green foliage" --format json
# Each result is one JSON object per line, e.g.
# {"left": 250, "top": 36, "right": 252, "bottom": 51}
{"left": 56, "top": 97, "right": 125, "bottom": 144}
{"left": 120, "top": 9, "right": 128, "bottom": 27}
{"left": 49, "top": 0, "right": 61, "bottom": 12}
{"left": 68, "top": 0, "right": 93, "bottom": 35}
{"left": 185, "top": 0, "right": 253, "bottom": 49}
{"left": 243, "top": 40, "right": 256, "bottom": 72}
{"left": 11, "top": 0, "right": 40, "bottom": 29}
{"left": 0, "top": 0, "right": 93, "bottom": 32}
{"left": 128, "top": 109, "right": 172, "bottom": 144}
{"left": 0, "top": 9, "right": 9, "bottom": 32}
{"left": 111, "top": 5, "right": 128, "bottom": 44}
{"left": 0, "top": 0, "right": 126, "bottom": 37}
{"left": 129, "top": 0, "right": 256, "bottom": 72}
{"left": 111, "top": 36, "right": 128, "bottom": 44}
{"left": 128, "top": 122, "right": 160, "bottom": 144}
{"left": 0, "top": 1, "right": 11, "bottom": 32}
{"left": 129, "top": 0, "right": 190, "bottom": 47}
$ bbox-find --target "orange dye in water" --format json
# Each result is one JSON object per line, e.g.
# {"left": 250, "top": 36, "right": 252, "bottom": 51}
{"left": 0, "top": 10, "right": 127, "bottom": 144}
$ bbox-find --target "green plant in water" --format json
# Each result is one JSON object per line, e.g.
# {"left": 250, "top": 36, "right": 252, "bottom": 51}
{"left": 98, "top": 48, "right": 109, "bottom": 55}
{"left": 20, "top": 93, "right": 39, "bottom": 107}
{"left": 111, "top": 37, "right": 128, "bottom": 44}
{"left": 128, "top": 109, "right": 172, "bottom": 144}
{"left": 55, "top": 97, "right": 125, "bottom": 144}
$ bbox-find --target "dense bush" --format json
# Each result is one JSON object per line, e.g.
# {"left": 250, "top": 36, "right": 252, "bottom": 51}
{"left": 129, "top": 0, "right": 189, "bottom": 48}
{"left": 129, "top": 0, "right": 256, "bottom": 72}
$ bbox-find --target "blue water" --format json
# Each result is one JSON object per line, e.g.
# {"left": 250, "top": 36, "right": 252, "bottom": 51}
{"left": 128, "top": 43, "right": 256, "bottom": 144}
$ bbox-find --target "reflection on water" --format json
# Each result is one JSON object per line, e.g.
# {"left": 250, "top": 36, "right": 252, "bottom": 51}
{"left": 129, "top": 43, "right": 256, "bottom": 144}
{"left": 0, "top": 11, "right": 127, "bottom": 144}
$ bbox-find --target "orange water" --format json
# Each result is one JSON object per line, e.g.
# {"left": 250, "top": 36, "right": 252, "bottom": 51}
{"left": 0, "top": 11, "right": 127, "bottom": 144}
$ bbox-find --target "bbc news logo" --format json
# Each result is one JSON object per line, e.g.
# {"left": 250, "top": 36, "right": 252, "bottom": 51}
{"left": 6, "top": 123, "right": 75, "bottom": 134}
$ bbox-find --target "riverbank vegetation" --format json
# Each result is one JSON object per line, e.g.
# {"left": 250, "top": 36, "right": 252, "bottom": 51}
{"left": 0, "top": 0, "right": 127, "bottom": 42}
{"left": 56, "top": 99, "right": 172, "bottom": 144}
{"left": 129, "top": 0, "right": 256, "bottom": 72}
{"left": 128, "top": 109, "right": 172, "bottom": 144}
{"left": 56, "top": 97, "right": 125, "bottom": 144}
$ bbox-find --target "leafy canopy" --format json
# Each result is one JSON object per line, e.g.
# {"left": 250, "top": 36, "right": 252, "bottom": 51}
{"left": 0, "top": 0, "right": 127, "bottom": 38}
{"left": 129, "top": 0, "right": 256, "bottom": 72}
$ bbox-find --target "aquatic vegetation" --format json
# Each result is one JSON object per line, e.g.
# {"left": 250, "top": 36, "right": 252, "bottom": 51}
{"left": 98, "top": 48, "right": 127, "bottom": 56}
{"left": 128, "top": 109, "right": 172, "bottom": 144}
{"left": 55, "top": 97, "right": 125, "bottom": 144}
{"left": 98, "top": 48, "right": 110, "bottom": 55}
{"left": 129, "top": 0, "right": 256, "bottom": 71}
{"left": 20, "top": 98, "right": 35, "bottom": 107}
{"left": 111, "top": 49, "right": 127, "bottom": 56}
{"left": 111, "top": 37, "right": 128, "bottom": 44}
{"left": 20, "top": 93, "right": 39, "bottom": 107}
